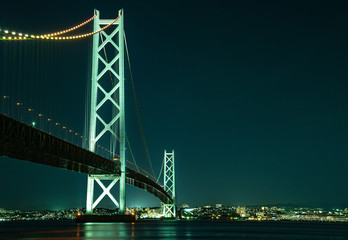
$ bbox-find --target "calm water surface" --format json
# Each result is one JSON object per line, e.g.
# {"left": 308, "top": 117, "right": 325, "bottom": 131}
{"left": 0, "top": 220, "right": 348, "bottom": 239}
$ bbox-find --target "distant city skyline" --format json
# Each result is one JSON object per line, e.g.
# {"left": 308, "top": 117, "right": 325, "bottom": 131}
{"left": 1, "top": 204, "right": 348, "bottom": 223}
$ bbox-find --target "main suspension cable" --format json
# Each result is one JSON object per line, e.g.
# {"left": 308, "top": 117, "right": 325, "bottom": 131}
{"left": 39, "top": 15, "right": 97, "bottom": 38}
{"left": 0, "top": 14, "right": 120, "bottom": 41}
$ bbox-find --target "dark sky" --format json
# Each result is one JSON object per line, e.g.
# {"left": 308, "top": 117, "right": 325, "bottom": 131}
{"left": 1, "top": 0, "right": 348, "bottom": 209}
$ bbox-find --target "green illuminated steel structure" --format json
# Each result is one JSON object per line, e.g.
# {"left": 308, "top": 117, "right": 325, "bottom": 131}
{"left": 162, "top": 150, "right": 176, "bottom": 217}
{"left": 86, "top": 9, "right": 126, "bottom": 214}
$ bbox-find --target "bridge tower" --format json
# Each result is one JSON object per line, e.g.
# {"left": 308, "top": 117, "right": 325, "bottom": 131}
{"left": 162, "top": 150, "right": 176, "bottom": 218}
{"left": 86, "top": 9, "right": 126, "bottom": 214}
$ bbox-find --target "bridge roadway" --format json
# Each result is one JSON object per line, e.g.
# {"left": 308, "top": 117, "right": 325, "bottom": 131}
{"left": 0, "top": 113, "right": 172, "bottom": 204}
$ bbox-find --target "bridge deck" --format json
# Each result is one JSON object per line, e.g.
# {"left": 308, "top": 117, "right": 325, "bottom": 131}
{"left": 0, "top": 114, "right": 172, "bottom": 204}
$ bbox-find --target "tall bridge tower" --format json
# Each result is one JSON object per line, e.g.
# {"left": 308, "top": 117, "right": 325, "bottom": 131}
{"left": 162, "top": 150, "right": 176, "bottom": 217}
{"left": 86, "top": 9, "right": 126, "bottom": 214}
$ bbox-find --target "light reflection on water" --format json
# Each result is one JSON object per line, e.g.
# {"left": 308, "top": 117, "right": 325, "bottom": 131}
{"left": 0, "top": 220, "right": 348, "bottom": 239}
{"left": 82, "top": 222, "right": 133, "bottom": 239}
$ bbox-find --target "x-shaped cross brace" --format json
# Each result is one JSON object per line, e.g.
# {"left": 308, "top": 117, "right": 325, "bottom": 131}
{"left": 92, "top": 178, "right": 119, "bottom": 209}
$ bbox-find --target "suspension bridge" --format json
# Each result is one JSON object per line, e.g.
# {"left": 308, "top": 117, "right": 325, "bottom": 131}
{"left": 0, "top": 9, "right": 176, "bottom": 218}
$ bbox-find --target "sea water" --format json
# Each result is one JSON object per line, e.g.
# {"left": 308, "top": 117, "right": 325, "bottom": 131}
{"left": 0, "top": 220, "right": 348, "bottom": 239}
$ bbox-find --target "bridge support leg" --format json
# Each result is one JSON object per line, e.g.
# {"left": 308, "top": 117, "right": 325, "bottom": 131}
{"left": 86, "top": 175, "right": 94, "bottom": 214}
{"left": 162, "top": 150, "right": 176, "bottom": 218}
{"left": 119, "top": 8, "right": 126, "bottom": 215}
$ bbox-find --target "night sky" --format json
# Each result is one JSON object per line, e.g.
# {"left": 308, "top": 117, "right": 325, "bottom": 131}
{"left": 1, "top": 0, "right": 348, "bottom": 210}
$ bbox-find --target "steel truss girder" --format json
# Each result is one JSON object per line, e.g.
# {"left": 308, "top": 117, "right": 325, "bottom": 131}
{"left": 0, "top": 114, "right": 120, "bottom": 174}
{"left": 0, "top": 113, "right": 173, "bottom": 205}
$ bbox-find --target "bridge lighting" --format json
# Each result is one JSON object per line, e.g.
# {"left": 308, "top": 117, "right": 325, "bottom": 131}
{"left": 18, "top": 33, "right": 22, "bottom": 36}
{"left": 32, "top": 121, "right": 36, "bottom": 127}
{"left": 2, "top": 37, "right": 5, "bottom": 39}
{"left": 11, "top": 32, "right": 15, "bottom": 35}
{"left": 8, "top": 37, "right": 12, "bottom": 40}
{"left": 4, "top": 30, "right": 9, "bottom": 34}
{"left": 25, "top": 34, "right": 28, "bottom": 37}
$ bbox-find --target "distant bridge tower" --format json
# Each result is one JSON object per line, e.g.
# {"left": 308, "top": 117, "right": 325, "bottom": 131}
{"left": 86, "top": 9, "right": 126, "bottom": 214}
{"left": 162, "top": 150, "right": 176, "bottom": 218}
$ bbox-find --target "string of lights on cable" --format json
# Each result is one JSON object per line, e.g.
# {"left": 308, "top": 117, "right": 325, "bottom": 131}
{"left": 0, "top": 14, "right": 120, "bottom": 40}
